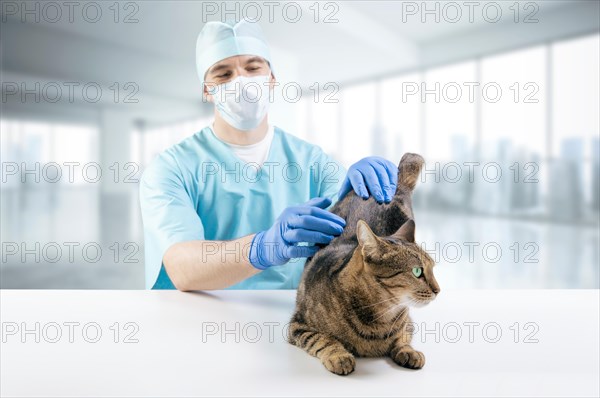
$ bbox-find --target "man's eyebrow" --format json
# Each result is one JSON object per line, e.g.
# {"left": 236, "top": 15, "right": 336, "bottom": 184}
{"left": 245, "top": 56, "right": 267, "bottom": 65}
{"left": 208, "top": 57, "right": 266, "bottom": 75}
{"left": 208, "top": 63, "right": 232, "bottom": 74}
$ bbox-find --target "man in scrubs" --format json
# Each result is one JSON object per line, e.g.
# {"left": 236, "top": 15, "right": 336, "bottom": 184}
{"left": 139, "top": 19, "right": 398, "bottom": 290}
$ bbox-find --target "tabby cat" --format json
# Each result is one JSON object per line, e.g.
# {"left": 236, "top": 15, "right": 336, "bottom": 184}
{"left": 288, "top": 153, "right": 440, "bottom": 375}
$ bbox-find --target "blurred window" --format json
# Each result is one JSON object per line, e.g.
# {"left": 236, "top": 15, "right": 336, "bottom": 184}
{"left": 0, "top": 119, "right": 98, "bottom": 188}
{"left": 481, "top": 46, "right": 547, "bottom": 158}
{"left": 425, "top": 62, "right": 477, "bottom": 162}
{"left": 338, "top": 82, "right": 376, "bottom": 167}
{"left": 130, "top": 117, "right": 209, "bottom": 168}
{"left": 381, "top": 73, "right": 423, "bottom": 159}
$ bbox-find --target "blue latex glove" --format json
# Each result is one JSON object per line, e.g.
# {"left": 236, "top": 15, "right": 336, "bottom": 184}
{"left": 338, "top": 156, "right": 398, "bottom": 204}
{"left": 249, "top": 197, "right": 346, "bottom": 270}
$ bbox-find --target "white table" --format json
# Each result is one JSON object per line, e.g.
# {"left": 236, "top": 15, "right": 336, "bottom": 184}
{"left": 1, "top": 290, "right": 598, "bottom": 397}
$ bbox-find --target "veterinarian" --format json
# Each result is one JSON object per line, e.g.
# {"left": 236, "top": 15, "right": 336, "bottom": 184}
{"left": 139, "top": 19, "right": 398, "bottom": 290}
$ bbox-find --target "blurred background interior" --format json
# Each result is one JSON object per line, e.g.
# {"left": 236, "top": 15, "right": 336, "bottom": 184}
{"left": 1, "top": 1, "right": 598, "bottom": 289}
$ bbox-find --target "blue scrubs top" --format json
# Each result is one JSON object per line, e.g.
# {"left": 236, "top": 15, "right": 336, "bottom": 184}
{"left": 139, "top": 125, "right": 345, "bottom": 289}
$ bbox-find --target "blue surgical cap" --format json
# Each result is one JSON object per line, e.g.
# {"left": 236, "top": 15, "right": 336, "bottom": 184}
{"left": 196, "top": 19, "right": 274, "bottom": 90}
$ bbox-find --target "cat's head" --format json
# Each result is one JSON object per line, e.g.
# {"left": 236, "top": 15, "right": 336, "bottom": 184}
{"left": 356, "top": 219, "right": 440, "bottom": 307}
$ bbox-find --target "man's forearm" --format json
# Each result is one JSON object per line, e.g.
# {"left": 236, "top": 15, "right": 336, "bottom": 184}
{"left": 163, "top": 234, "right": 261, "bottom": 291}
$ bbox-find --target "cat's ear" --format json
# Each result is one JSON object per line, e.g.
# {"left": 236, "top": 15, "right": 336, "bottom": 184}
{"left": 357, "top": 220, "right": 380, "bottom": 257}
{"left": 398, "top": 153, "right": 424, "bottom": 192}
{"left": 392, "top": 219, "right": 416, "bottom": 243}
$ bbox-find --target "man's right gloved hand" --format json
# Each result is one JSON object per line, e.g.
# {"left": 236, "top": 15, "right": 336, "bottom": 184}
{"left": 249, "top": 197, "right": 346, "bottom": 270}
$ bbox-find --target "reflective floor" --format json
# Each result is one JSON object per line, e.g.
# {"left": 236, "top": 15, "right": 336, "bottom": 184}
{"left": 1, "top": 188, "right": 598, "bottom": 289}
{"left": 415, "top": 208, "right": 599, "bottom": 289}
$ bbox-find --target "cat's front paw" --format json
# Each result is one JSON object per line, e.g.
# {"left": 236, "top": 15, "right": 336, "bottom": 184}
{"left": 322, "top": 352, "right": 356, "bottom": 375}
{"left": 391, "top": 346, "right": 425, "bottom": 369}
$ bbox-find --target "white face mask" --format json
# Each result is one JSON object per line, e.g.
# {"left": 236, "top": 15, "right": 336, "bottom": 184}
{"left": 208, "top": 74, "right": 272, "bottom": 131}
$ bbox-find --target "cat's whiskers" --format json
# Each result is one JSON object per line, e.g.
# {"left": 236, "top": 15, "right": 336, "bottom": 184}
{"left": 356, "top": 295, "right": 399, "bottom": 310}
{"left": 405, "top": 296, "right": 428, "bottom": 308}
{"left": 370, "top": 293, "right": 410, "bottom": 324}
{"left": 370, "top": 302, "right": 401, "bottom": 324}
{"left": 385, "top": 305, "right": 406, "bottom": 339}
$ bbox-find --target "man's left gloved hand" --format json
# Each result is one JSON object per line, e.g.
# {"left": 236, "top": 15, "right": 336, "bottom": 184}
{"left": 338, "top": 156, "right": 398, "bottom": 204}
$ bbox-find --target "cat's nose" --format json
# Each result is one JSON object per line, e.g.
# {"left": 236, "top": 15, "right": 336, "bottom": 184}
{"left": 431, "top": 286, "right": 440, "bottom": 295}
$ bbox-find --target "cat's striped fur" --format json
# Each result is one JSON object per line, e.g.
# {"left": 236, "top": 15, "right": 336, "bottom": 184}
{"left": 288, "top": 153, "right": 440, "bottom": 375}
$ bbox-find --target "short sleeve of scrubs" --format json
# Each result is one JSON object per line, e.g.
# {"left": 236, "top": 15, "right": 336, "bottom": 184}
{"left": 139, "top": 153, "right": 205, "bottom": 289}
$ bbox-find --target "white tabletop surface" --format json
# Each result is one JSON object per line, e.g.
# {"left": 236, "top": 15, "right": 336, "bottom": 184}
{"left": 1, "top": 289, "right": 599, "bottom": 397}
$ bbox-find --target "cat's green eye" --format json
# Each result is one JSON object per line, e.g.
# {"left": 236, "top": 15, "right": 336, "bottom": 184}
{"left": 412, "top": 267, "right": 422, "bottom": 278}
